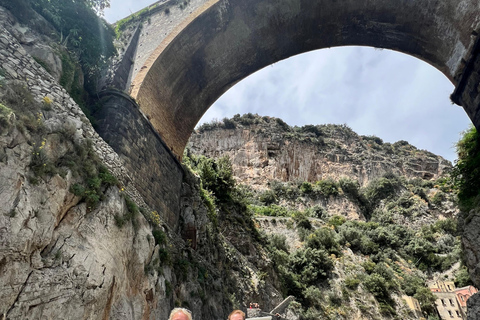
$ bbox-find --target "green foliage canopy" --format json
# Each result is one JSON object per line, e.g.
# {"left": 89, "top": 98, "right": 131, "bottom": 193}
{"left": 452, "top": 125, "right": 480, "bottom": 210}
{"left": 30, "top": 0, "right": 115, "bottom": 94}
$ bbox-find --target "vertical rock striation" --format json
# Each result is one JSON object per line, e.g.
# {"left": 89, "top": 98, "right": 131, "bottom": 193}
{"left": 188, "top": 116, "right": 452, "bottom": 190}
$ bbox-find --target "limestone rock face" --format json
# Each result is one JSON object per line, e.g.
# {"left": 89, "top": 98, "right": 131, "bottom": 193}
{"left": 0, "top": 8, "right": 285, "bottom": 319}
{"left": 0, "top": 93, "right": 162, "bottom": 319}
{"left": 0, "top": 109, "right": 164, "bottom": 319}
{"left": 1, "top": 188, "right": 159, "bottom": 319}
{"left": 188, "top": 117, "right": 451, "bottom": 190}
{"left": 0, "top": 10, "right": 163, "bottom": 318}
{"left": 467, "top": 293, "right": 480, "bottom": 320}
{"left": 461, "top": 209, "right": 480, "bottom": 289}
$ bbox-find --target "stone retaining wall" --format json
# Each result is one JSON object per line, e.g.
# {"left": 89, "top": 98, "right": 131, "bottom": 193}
{"left": 94, "top": 92, "right": 183, "bottom": 226}
{"left": 0, "top": 23, "right": 152, "bottom": 219}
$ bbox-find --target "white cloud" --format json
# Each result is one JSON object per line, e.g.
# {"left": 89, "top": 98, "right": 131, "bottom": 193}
{"left": 204, "top": 47, "right": 471, "bottom": 162}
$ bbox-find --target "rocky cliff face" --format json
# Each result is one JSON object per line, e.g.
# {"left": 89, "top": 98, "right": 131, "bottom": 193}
{"left": 188, "top": 115, "right": 451, "bottom": 190}
{"left": 188, "top": 114, "right": 480, "bottom": 319}
{"left": 0, "top": 6, "right": 281, "bottom": 319}
{"left": 0, "top": 7, "right": 162, "bottom": 318}
{"left": 2, "top": 3, "right": 480, "bottom": 320}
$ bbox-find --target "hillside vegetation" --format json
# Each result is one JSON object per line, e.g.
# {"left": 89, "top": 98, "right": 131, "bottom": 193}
{"left": 1, "top": 0, "right": 478, "bottom": 317}
{"left": 186, "top": 114, "right": 472, "bottom": 320}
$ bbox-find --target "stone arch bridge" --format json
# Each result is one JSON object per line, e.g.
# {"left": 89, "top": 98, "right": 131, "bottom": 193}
{"left": 103, "top": 0, "right": 480, "bottom": 158}
{"left": 97, "top": 0, "right": 480, "bottom": 225}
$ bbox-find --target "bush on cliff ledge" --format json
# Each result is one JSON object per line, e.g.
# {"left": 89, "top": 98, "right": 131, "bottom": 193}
{"left": 452, "top": 125, "right": 480, "bottom": 211}
{"left": 26, "top": 0, "right": 115, "bottom": 95}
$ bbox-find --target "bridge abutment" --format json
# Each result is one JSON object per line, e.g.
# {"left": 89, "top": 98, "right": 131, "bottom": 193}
{"left": 94, "top": 91, "right": 184, "bottom": 227}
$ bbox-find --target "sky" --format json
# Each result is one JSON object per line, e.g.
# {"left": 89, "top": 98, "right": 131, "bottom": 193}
{"left": 104, "top": 1, "right": 472, "bottom": 163}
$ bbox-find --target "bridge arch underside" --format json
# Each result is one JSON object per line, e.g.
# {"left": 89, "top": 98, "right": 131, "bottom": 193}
{"left": 132, "top": 0, "right": 480, "bottom": 157}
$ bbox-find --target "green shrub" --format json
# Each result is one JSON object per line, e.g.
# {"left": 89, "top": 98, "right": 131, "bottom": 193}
{"left": 184, "top": 154, "right": 235, "bottom": 204}
{"left": 434, "top": 218, "right": 457, "bottom": 235}
{"left": 302, "top": 307, "right": 324, "bottom": 320}
{"left": 125, "top": 196, "right": 139, "bottom": 215}
{"left": 454, "top": 266, "right": 473, "bottom": 287}
{"left": 174, "top": 258, "right": 190, "bottom": 281}
{"left": 306, "top": 205, "right": 325, "bottom": 219}
{"left": 0, "top": 103, "right": 13, "bottom": 134}
{"left": 2, "top": 84, "right": 38, "bottom": 126}
{"left": 289, "top": 247, "right": 334, "bottom": 286}
{"left": 259, "top": 189, "right": 277, "bottom": 205}
{"left": 365, "top": 174, "right": 402, "bottom": 206}
{"left": 401, "top": 273, "right": 425, "bottom": 296}
{"left": 165, "top": 280, "right": 172, "bottom": 296}
{"left": 114, "top": 214, "right": 126, "bottom": 228}
{"left": 30, "top": 147, "right": 56, "bottom": 178}
{"left": 98, "top": 165, "right": 118, "bottom": 186}
{"left": 328, "top": 291, "right": 342, "bottom": 306}
{"left": 362, "top": 260, "right": 376, "bottom": 274}
{"left": 250, "top": 204, "right": 289, "bottom": 217}
{"left": 300, "top": 181, "right": 313, "bottom": 194}
{"left": 413, "top": 287, "right": 437, "bottom": 315}
{"left": 275, "top": 118, "right": 290, "bottom": 131}
{"left": 268, "top": 234, "right": 289, "bottom": 253}
{"left": 84, "top": 189, "right": 100, "bottom": 208}
{"left": 159, "top": 248, "right": 171, "bottom": 265}
{"left": 378, "top": 302, "right": 395, "bottom": 315}
{"left": 344, "top": 276, "right": 361, "bottom": 290}
{"left": 305, "top": 227, "right": 340, "bottom": 256}
{"left": 363, "top": 135, "right": 384, "bottom": 145}
{"left": 199, "top": 187, "right": 217, "bottom": 225}
{"left": 223, "top": 117, "right": 236, "bottom": 129}
{"left": 314, "top": 179, "right": 339, "bottom": 197}
{"left": 294, "top": 212, "right": 312, "bottom": 230}
{"left": 431, "top": 191, "right": 445, "bottom": 206}
{"left": 31, "top": 0, "right": 115, "bottom": 95}
{"left": 300, "top": 124, "right": 322, "bottom": 137}
{"left": 70, "top": 183, "right": 86, "bottom": 196}
{"left": 303, "top": 286, "right": 323, "bottom": 307}
{"left": 338, "top": 178, "right": 369, "bottom": 215}
{"left": 452, "top": 126, "right": 480, "bottom": 210}
{"left": 152, "top": 229, "right": 167, "bottom": 245}
{"left": 363, "top": 273, "right": 390, "bottom": 300}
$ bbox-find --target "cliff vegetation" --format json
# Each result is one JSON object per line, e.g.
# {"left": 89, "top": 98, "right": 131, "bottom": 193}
{"left": 187, "top": 114, "right": 473, "bottom": 319}
{"left": 0, "top": 1, "right": 479, "bottom": 318}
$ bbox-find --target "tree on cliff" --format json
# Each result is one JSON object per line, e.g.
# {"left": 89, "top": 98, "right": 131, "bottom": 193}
{"left": 85, "top": 0, "right": 110, "bottom": 14}
{"left": 0, "top": 0, "right": 115, "bottom": 96}
{"left": 32, "top": 0, "right": 115, "bottom": 94}
{"left": 452, "top": 125, "right": 480, "bottom": 210}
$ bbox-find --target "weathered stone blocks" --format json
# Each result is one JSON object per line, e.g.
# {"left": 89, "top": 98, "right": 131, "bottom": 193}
{"left": 94, "top": 92, "right": 184, "bottom": 227}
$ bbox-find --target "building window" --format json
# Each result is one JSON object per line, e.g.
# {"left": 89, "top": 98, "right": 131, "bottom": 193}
{"left": 448, "top": 310, "right": 453, "bottom": 318}
{"left": 442, "top": 299, "right": 446, "bottom": 306}
{"left": 450, "top": 299, "right": 455, "bottom": 306}
{"left": 461, "top": 296, "right": 465, "bottom": 302}
{"left": 456, "top": 310, "right": 461, "bottom": 317}
{"left": 448, "top": 285, "right": 452, "bottom": 290}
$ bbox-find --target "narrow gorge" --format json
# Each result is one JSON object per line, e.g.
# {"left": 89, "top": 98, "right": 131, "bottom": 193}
{"left": 0, "top": 1, "right": 480, "bottom": 320}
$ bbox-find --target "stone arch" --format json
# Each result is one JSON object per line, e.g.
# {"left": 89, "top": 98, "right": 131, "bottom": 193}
{"left": 130, "top": 0, "right": 480, "bottom": 158}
